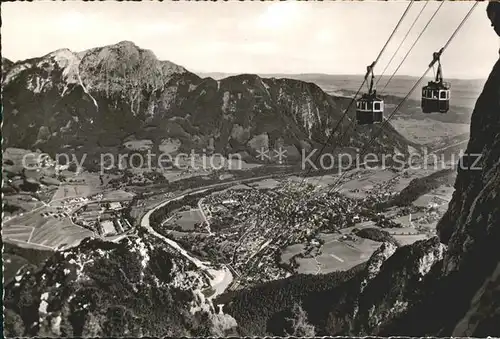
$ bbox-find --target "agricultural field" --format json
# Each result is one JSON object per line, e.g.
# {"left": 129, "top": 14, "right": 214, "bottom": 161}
{"left": 390, "top": 118, "right": 470, "bottom": 145}
{"left": 2, "top": 147, "right": 44, "bottom": 172}
{"left": 123, "top": 139, "right": 154, "bottom": 151}
{"left": 413, "top": 185, "right": 454, "bottom": 210}
{"left": 281, "top": 233, "right": 382, "bottom": 275}
{"left": 382, "top": 226, "right": 430, "bottom": 245}
{"left": 340, "top": 221, "right": 378, "bottom": 234}
{"left": 336, "top": 170, "right": 396, "bottom": 193}
{"left": 167, "top": 209, "right": 204, "bottom": 231}
{"left": 2, "top": 206, "right": 95, "bottom": 250}
{"left": 100, "top": 189, "right": 136, "bottom": 201}
{"left": 385, "top": 227, "right": 420, "bottom": 235}
{"left": 219, "top": 173, "right": 236, "bottom": 181}
{"left": 300, "top": 175, "right": 344, "bottom": 189}
{"left": 296, "top": 166, "right": 451, "bottom": 202}
{"left": 392, "top": 234, "right": 429, "bottom": 246}
{"left": 51, "top": 184, "right": 91, "bottom": 202}
{"left": 215, "top": 184, "right": 253, "bottom": 194}
{"left": 50, "top": 171, "right": 104, "bottom": 203}
{"left": 392, "top": 213, "right": 426, "bottom": 227}
{"left": 2, "top": 225, "right": 33, "bottom": 242}
{"left": 288, "top": 169, "right": 405, "bottom": 199}
{"left": 2, "top": 155, "right": 139, "bottom": 249}
{"left": 162, "top": 169, "right": 210, "bottom": 183}
{"left": 248, "top": 178, "right": 281, "bottom": 189}
{"left": 316, "top": 234, "right": 381, "bottom": 271}
{"left": 2, "top": 194, "right": 45, "bottom": 219}
{"left": 2, "top": 170, "right": 109, "bottom": 251}
{"left": 168, "top": 154, "right": 261, "bottom": 173}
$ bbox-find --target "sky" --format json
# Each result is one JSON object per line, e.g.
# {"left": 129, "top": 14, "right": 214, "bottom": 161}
{"left": 2, "top": 1, "right": 499, "bottom": 79}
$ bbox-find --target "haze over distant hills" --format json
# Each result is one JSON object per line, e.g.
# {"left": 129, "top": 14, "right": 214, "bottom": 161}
{"left": 198, "top": 72, "right": 486, "bottom": 111}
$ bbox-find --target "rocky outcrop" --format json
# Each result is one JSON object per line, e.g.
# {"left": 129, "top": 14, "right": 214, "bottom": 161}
{"left": 2, "top": 57, "right": 14, "bottom": 76}
{"left": 374, "top": 58, "right": 500, "bottom": 337}
{"left": 339, "top": 55, "right": 500, "bottom": 339}
{"left": 1, "top": 41, "right": 415, "bottom": 165}
{"left": 218, "top": 57, "right": 500, "bottom": 338}
{"left": 2, "top": 233, "right": 224, "bottom": 337}
{"left": 350, "top": 237, "right": 446, "bottom": 335}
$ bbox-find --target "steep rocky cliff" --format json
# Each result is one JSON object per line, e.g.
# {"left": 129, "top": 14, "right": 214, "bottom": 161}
{"left": 2, "top": 57, "right": 14, "bottom": 75}
{"left": 217, "top": 57, "right": 500, "bottom": 337}
{"left": 382, "top": 55, "right": 500, "bottom": 337}
{"left": 331, "top": 57, "right": 500, "bottom": 335}
{"left": 3, "top": 232, "right": 237, "bottom": 337}
{"left": 1, "top": 41, "right": 414, "bottom": 164}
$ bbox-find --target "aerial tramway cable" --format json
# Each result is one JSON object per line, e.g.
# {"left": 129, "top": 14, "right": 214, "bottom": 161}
{"left": 316, "top": 1, "right": 444, "bottom": 189}
{"left": 297, "top": 0, "right": 415, "bottom": 189}
{"left": 234, "top": 1, "right": 416, "bottom": 281}
{"left": 326, "top": 1, "right": 478, "bottom": 196}
{"left": 308, "top": 2, "right": 419, "bottom": 187}
{"left": 328, "top": 1, "right": 478, "bottom": 195}
{"left": 381, "top": 1, "right": 445, "bottom": 93}
{"left": 376, "top": 1, "right": 429, "bottom": 88}
{"left": 235, "top": 1, "right": 477, "bottom": 283}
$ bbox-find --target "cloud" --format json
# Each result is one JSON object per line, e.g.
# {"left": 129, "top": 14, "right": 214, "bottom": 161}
{"left": 1, "top": 1, "right": 495, "bottom": 78}
{"left": 315, "top": 30, "right": 335, "bottom": 44}
{"left": 254, "top": 1, "right": 304, "bottom": 30}
{"left": 56, "top": 10, "right": 96, "bottom": 32}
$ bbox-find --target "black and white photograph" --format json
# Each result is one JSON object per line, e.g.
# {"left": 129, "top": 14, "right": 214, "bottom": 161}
{"left": 1, "top": 0, "right": 500, "bottom": 337}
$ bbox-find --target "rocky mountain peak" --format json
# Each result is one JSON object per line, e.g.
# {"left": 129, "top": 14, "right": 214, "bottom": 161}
{"left": 362, "top": 242, "right": 398, "bottom": 289}
{"left": 78, "top": 41, "right": 188, "bottom": 96}
{"left": 1, "top": 41, "right": 415, "bottom": 162}
{"left": 44, "top": 48, "right": 74, "bottom": 58}
{"left": 116, "top": 40, "right": 139, "bottom": 48}
{"left": 2, "top": 234, "right": 227, "bottom": 337}
{"left": 2, "top": 57, "right": 14, "bottom": 75}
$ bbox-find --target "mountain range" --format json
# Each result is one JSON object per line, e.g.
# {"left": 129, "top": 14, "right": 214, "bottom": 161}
{"left": 199, "top": 72, "right": 486, "bottom": 110}
{"left": 1, "top": 41, "right": 415, "bottom": 166}
{"left": 200, "top": 72, "right": 486, "bottom": 125}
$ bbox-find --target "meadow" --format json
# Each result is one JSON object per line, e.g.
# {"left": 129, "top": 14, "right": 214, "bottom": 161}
{"left": 281, "top": 233, "right": 382, "bottom": 275}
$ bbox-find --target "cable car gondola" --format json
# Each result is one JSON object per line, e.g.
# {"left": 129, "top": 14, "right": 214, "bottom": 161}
{"left": 356, "top": 63, "right": 384, "bottom": 125}
{"left": 421, "top": 50, "right": 450, "bottom": 114}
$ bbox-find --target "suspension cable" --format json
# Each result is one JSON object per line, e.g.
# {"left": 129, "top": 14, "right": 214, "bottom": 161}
{"left": 327, "top": 1, "right": 478, "bottom": 195}
{"left": 376, "top": 1, "right": 429, "bottom": 88}
{"left": 235, "top": 2, "right": 418, "bottom": 281}
{"left": 381, "top": 1, "right": 445, "bottom": 93}
{"left": 298, "top": 0, "right": 415, "bottom": 189}
{"left": 320, "top": 2, "right": 444, "bottom": 192}
{"left": 235, "top": 0, "right": 419, "bottom": 282}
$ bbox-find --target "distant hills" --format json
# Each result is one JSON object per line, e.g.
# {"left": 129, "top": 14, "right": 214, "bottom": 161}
{"left": 199, "top": 72, "right": 485, "bottom": 124}
{"left": 199, "top": 72, "right": 486, "bottom": 109}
